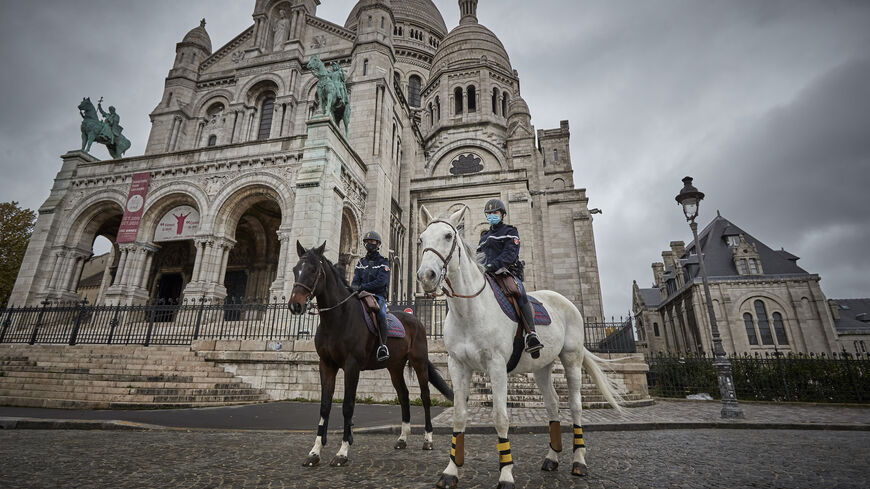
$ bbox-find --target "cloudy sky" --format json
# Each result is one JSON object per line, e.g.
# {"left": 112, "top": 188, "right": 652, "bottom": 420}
{"left": 1, "top": 0, "right": 869, "bottom": 315}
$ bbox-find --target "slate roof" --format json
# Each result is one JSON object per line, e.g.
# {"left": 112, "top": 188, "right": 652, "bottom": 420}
{"left": 638, "top": 288, "right": 662, "bottom": 308}
{"left": 832, "top": 298, "right": 870, "bottom": 333}
{"left": 681, "top": 214, "right": 809, "bottom": 279}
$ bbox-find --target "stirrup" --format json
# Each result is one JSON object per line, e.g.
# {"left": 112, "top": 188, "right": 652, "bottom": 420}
{"left": 524, "top": 332, "right": 544, "bottom": 354}
{"left": 376, "top": 345, "right": 390, "bottom": 362}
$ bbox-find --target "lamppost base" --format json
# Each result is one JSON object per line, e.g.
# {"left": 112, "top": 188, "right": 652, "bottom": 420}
{"left": 720, "top": 402, "right": 744, "bottom": 419}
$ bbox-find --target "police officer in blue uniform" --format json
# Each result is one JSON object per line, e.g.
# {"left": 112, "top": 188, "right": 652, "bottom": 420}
{"left": 352, "top": 231, "right": 391, "bottom": 361}
{"left": 477, "top": 199, "right": 544, "bottom": 354}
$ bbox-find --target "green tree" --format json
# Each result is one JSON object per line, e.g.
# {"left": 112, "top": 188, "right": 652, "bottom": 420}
{"left": 0, "top": 201, "right": 37, "bottom": 305}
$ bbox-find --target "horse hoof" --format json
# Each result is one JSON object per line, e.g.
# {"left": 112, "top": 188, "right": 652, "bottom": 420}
{"left": 495, "top": 482, "right": 516, "bottom": 489}
{"left": 302, "top": 454, "right": 320, "bottom": 467}
{"left": 394, "top": 439, "right": 408, "bottom": 450}
{"left": 571, "top": 462, "right": 588, "bottom": 477}
{"left": 329, "top": 455, "right": 349, "bottom": 467}
{"left": 541, "top": 458, "right": 559, "bottom": 471}
{"left": 422, "top": 440, "right": 434, "bottom": 451}
{"left": 435, "top": 474, "right": 458, "bottom": 489}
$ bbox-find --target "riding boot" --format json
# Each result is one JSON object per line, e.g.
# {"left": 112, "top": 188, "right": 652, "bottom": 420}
{"left": 520, "top": 301, "right": 543, "bottom": 358}
{"left": 376, "top": 315, "right": 390, "bottom": 362}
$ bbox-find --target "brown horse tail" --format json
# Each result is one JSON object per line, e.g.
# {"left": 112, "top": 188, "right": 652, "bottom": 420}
{"left": 427, "top": 361, "right": 454, "bottom": 403}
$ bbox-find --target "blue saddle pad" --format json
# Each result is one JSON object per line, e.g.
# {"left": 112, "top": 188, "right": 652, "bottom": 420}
{"left": 485, "top": 274, "right": 552, "bottom": 326}
{"left": 360, "top": 301, "right": 406, "bottom": 338}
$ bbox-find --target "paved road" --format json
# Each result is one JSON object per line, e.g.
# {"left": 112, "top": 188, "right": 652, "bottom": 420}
{"left": 1, "top": 429, "right": 867, "bottom": 488}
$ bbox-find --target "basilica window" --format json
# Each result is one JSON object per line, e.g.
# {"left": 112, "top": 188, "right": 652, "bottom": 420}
{"left": 257, "top": 95, "right": 275, "bottom": 140}
{"left": 428, "top": 102, "right": 433, "bottom": 126}
{"left": 743, "top": 299, "right": 790, "bottom": 349}
{"left": 492, "top": 88, "right": 499, "bottom": 114}
{"left": 381, "top": 17, "right": 385, "bottom": 29}
{"left": 454, "top": 88, "right": 463, "bottom": 114}
{"left": 653, "top": 322, "right": 660, "bottom": 336}
{"left": 467, "top": 86, "right": 477, "bottom": 112}
{"left": 408, "top": 75, "right": 422, "bottom": 107}
{"left": 363, "top": 59, "right": 368, "bottom": 76}
{"left": 772, "top": 312, "right": 789, "bottom": 345}
{"left": 166, "top": 92, "right": 173, "bottom": 107}
{"left": 502, "top": 93, "right": 509, "bottom": 117}
{"left": 435, "top": 96, "right": 441, "bottom": 120}
{"left": 207, "top": 135, "right": 217, "bottom": 147}
{"left": 748, "top": 258, "right": 759, "bottom": 274}
{"left": 737, "top": 259, "right": 748, "bottom": 275}
{"left": 743, "top": 313, "right": 758, "bottom": 345}
{"left": 754, "top": 300, "right": 774, "bottom": 345}
{"left": 554, "top": 148, "right": 559, "bottom": 163}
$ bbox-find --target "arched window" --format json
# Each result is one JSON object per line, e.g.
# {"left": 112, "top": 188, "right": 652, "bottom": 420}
{"left": 492, "top": 88, "right": 499, "bottom": 114}
{"left": 502, "top": 93, "right": 509, "bottom": 117}
{"left": 381, "top": 17, "right": 385, "bottom": 29}
{"left": 772, "top": 312, "right": 788, "bottom": 345}
{"left": 467, "top": 85, "right": 477, "bottom": 112}
{"left": 743, "top": 313, "right": 758, "bottom": 345}
{"left": 435, "top": 96, "right": 441, "bottom": 120}
{"left": 454, "top": 88, "right": 463, "bottom": 114}
{"left": 192, "top": 52, "right": 196, "bottom": 64}
{"left": 754, "top": 300, "right": 774, "bottom": 345}
{"left": 653, "top": 322, "right": 660, "bottom": 336}
{"left": 368, "top": 16, "right": 372, "bottom": 27}
{"left": 363, "top": 59, "right": 368, "bottom": 76}
{"left": 207, "top": 135, "right": 217, "bottom": 147}
{"left": 428, "top": 102, "right": 433, "bottom": 126}
{"left": 554, "top": 148, "right": 559, "bottom": 163}
{"left": 166, "top": 92, "right": 173, "bottom": 107}
{"left": 257, "top": 95, "right": 275, "bottom": 140}
{"left": 408, "top": 75, "right": 422, "bottom": 107}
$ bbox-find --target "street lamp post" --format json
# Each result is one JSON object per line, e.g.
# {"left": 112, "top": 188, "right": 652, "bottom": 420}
{"left": 676, "top": 176, "right": 744, "bottom": 419}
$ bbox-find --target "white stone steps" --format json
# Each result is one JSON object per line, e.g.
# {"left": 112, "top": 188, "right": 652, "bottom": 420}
{"left": 0, "top": 387, "right": 267, "bottom": 404}
{"left": 0, "top": 373, "right": 248, "bottom": 390}
{"left": 0, "top": 395, "right": 266, "bottom": 410}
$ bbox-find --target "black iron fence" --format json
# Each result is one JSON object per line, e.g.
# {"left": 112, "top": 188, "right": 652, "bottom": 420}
{"left": 0, "top": 298, "right": 635, "bottom": 352}
{"left": 647, "top": 351, "right": 870, "bottom": 403}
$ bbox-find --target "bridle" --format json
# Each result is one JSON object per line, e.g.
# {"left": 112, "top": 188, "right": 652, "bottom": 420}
{"left": 420, "top": 219, "right": 487, "bottom": 299}
{"left": 291, "top": 257, "right": 358, "bottom": 315}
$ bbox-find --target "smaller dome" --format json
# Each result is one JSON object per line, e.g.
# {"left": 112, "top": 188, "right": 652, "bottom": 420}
{"left": 181, "top": 18, "right": 212, "bottom": 54}
{"left": 431, "top": 22, "right": 511, "bottom": 75}
{"left": 508, "top": 97, "right": 530, "bottom": 117}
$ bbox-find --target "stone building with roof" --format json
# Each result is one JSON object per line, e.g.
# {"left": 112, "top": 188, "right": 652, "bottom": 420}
{"left": 632, "top": 212, "right": 846, "bottom": 355}
{"left": 11, "top": 0, "right": 605, "bottom": 322}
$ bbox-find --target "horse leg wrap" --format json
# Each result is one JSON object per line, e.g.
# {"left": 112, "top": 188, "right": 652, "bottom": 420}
{"left": 450, "top": 432, "right": 465, "bottom": 467}
{"left": 317, "top": 424, "right": 327, "bottom": 445}
{"left": 549, "top": 421, "right": 562, "bottom": 452}
{"left": 573, "top": 424, "right": 585, "bottom": 452}
{"left": 497, "top": 437, "right": 513, "bottom": 469}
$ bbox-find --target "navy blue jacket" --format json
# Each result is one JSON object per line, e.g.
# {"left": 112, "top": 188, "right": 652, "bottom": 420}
{"left": 477, "top": 222, "right": 521, "bottom": 271}
{"left": 352, "top": 252, "right": 390, "bottom": 298}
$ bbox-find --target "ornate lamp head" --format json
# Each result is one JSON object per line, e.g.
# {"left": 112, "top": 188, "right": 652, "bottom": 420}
{"left": 675, "top": 176, "right": 704, "bottom": 222}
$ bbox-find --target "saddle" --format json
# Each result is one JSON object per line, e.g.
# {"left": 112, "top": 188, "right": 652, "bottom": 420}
{"left": 357, "top": 291, "right": 406, "bottom": 339}
{"left": 487, "top": 271, "right": 552, "bottom": 372}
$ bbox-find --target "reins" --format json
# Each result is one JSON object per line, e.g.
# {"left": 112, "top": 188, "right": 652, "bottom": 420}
{"left": 421, "top": 219, "right": 488, "bottom": 299}
{"left": 292, "top": 259, "right": 359, "bottom": 315}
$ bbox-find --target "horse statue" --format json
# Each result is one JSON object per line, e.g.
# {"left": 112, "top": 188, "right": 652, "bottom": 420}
{"left": 416, "top": 206, "right": 624, "bottom": 489}
{"left": 306, "top": 55, "right": 351, "bottom": 138}
{"left": 287, "top": 241, "right": 453, "bottom": 467}
{"left": 78, "top": 97, "right": 131, "bottom": 159}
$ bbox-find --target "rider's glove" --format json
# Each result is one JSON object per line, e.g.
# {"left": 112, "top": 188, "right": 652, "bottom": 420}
{"left": 485, "top": 264, "right": 497, "bottom": 273}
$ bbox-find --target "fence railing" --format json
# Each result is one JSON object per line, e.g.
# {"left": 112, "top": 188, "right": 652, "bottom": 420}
{"left": 0, "top": 298, "right": 635, "bottom": 352}
{"left": 647, "top": 351, "right": 870, "bottom": 403}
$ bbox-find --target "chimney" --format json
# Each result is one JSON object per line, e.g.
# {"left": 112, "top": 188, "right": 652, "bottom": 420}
{"left": 670, "top": 240, "right": 686, "bottom": 259}
{"left": 652, "top": 262, "right": 665, "bottom": 286}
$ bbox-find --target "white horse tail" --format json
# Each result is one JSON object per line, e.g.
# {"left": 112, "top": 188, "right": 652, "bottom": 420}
{"left": 582, "top": 349, "right": 625, "bottom": 414}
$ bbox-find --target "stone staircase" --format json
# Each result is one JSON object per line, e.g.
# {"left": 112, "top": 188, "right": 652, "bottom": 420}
{"left": 0, "top": 345, "right": 270, "bottom": 409}
{"left": 469, "top": 363, "right": 652, "bottom": 409}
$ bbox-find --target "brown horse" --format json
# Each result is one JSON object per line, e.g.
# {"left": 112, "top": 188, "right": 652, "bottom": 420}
{"left": 288, "top": 241, "right": 453, "bottom": 467}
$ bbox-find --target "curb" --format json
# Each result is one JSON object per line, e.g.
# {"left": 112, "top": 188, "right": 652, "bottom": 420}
{"left": 3, "top": 417, "right": 869, "bottom": 433}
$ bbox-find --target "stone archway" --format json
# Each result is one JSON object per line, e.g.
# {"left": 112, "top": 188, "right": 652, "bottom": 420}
{"left": 338, "top": 208, "right": 360, "bottom": 283}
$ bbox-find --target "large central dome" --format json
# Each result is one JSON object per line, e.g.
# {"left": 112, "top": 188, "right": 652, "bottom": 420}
{"left": 345, "top": 0, "right": 448, "bottom": 38}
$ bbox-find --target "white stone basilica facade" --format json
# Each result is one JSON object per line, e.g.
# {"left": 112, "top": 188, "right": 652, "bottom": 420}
{"left": 11, "top": 0, "right": 605, "bottom": 321}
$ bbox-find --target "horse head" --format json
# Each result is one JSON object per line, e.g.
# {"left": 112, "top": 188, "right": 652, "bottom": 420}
{"left": 78, "top": 97, "right": 94, "bottom": 115}
{"left": 306, "top": 55, "right": 326, "bottom": 76}
{"left": 288, "top": 240, "right": 327, "bottom": 314}
{"left": 416, "top": 205, "right": 469, "bottom": 294}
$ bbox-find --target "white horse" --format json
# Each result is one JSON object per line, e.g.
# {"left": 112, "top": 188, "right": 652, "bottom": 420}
{"left": 416, "top": 206, "right": 623, "bottom": 489}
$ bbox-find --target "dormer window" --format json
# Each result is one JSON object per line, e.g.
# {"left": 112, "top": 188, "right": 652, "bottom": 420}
{"left": 726, "top": 235, "right": 740, "bottom": 247}
{"left": 731, "top": 234, "right": 763, "bottom": 275}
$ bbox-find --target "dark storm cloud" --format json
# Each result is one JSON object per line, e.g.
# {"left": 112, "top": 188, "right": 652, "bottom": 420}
{"left": 1, "top": 1, "right": 869, "bottom": 313}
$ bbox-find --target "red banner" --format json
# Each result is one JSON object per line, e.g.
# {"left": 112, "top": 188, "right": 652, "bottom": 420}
{"left": 116, "top": 172, "right": 151, "bottom": 243}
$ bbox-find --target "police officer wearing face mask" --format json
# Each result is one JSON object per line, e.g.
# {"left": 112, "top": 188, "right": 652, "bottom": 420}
{"left": 352, "top": 231, "right": 391, "bottom": 361}
{"left": 477, "top": 199, "right": 544, "bottom": 354}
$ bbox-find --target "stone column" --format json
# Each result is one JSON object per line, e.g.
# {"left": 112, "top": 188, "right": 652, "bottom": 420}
{"left": 119, "top": 246, "right": 140, "bottom": 287}
{"left": 137, "top": 249, "right": 155, "bottom": 288}
{"left": 270, "top": 103, "right": 284, "bottom": 139}
{"left": 113, "top": 248, "right": 129, "bottom": 286}
{"left": 191, "top": 238, "right": 208, "bottom": 282}
{"left": 60, "top": 252, "right": 80, "bottom": 292}
{"left": 231, "top": 111, "right": 241, "bottom": 143}
{"left": 47, "top": 251, "right": 64, "bottom": 291}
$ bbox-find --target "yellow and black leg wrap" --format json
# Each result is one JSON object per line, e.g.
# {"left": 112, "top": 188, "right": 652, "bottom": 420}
{"left": 549, "top": 421, "right": 562, "bottom": 452}
{"left": 497, "top": 437, "right": 513, "bottom": 469}
{"left": 450, "top": 432, "right": 465, "bottom": 467}
{"left": 573, "top": 424, "right": 585, "bottom": 452}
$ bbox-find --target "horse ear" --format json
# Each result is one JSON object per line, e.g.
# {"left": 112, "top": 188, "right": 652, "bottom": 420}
{"left": 420, "top": 205, "right": 433, "bottom": 227}
{"left": 316, "top": 241, "right": 326, "bottom": 255}
{"left": 296, "top": 241, "right": 306, "bottom": 258}
{"left": 449, "top": 205, "right": 468, "bottom": 227}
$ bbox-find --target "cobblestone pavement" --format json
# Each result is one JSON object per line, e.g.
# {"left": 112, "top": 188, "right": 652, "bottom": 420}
{"left": 1, "top": 429, "right": 868, "bottom": 488}
{"left": 432, "top": 399, "right": 870, "bottom": 430}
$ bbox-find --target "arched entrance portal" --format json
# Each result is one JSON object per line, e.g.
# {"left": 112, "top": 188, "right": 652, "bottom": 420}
{"left": 226, "top": 200, "right": 282, "bottom": 300}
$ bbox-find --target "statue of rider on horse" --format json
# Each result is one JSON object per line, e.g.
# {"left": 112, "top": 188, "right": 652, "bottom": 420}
{"left": 306, "top": 55, "right": 351, "bottom": 138}
{"left": 78, "top": 96, "right": 131, "bottom": 159}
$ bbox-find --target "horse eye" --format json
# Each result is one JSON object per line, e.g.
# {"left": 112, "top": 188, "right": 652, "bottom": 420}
{"left": 444, "top": 233, "right": 452, "bottom": 240}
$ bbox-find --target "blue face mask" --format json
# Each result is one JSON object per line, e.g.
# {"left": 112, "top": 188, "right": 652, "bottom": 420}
{"left": 486, "top": 214, "right": 501, "bottom": 226}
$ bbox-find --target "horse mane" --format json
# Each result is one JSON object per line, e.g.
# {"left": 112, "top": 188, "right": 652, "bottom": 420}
{"left": 317, "top": 253, "right": 353, "bottom": 292}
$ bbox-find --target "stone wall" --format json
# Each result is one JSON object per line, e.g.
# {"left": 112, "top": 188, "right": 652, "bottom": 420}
{"left": 192, "top": 339, "right": 649, "bottom": 405}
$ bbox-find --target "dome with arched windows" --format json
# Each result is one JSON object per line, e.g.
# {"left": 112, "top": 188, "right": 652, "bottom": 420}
{"left": 345, "top": 0, "right": 448, "bottom": 38}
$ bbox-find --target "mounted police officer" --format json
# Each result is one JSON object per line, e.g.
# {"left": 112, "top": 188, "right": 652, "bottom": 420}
{"left": 351, "top": 231, "right": 391, "bottom": 361}
{"left": 477, "top": 199, "right": 544, "bottom": 354}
